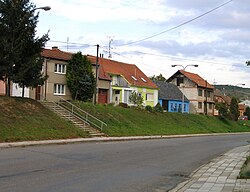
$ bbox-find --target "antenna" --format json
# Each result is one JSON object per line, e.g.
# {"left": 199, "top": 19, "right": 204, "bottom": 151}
{"left": 107, "top": 36, "right": 114, "bottom": 58}
{"left": 67, "top": 37, "right": 69, "bottom": 51}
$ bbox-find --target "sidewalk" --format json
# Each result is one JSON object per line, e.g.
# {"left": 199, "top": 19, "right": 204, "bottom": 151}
{"left": 0, "top": 132, "right": 248, "bottom": 148}
{"left": 169, "top": 145, "right": 250, "bottom": 192}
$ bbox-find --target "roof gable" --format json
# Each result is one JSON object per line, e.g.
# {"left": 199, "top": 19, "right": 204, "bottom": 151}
{"left": 179, "top": 70, "right": 214, "bottom": 89}
{"left": 88, "top": 55, "right": 158, "bottom": 89}
{"left": 154, "top": 81, "right": 188, "bottom": 101}
{"left": 167, "top": 70, "right": 214, "bottom": 89}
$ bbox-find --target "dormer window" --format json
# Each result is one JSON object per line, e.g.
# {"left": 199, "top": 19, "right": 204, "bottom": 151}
{"left": 141, "top": 77, "right": 147, "bottom": 82}
{"left": 131, "top": 76, "right": 137, "bottom": 81}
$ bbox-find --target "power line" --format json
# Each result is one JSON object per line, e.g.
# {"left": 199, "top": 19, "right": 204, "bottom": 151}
{"left": 48, "top": 40, "right": 96, "bottom": 47}
{"left": 117, "top": 0, "right": 233, "bottom": 46}
{"left": 106, "top": 48, "right": 249, "bottom": 69}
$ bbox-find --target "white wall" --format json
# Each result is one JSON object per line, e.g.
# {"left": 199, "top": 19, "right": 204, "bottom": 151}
{"left": 12, "top": 83, "right": 29, "bottom": 98}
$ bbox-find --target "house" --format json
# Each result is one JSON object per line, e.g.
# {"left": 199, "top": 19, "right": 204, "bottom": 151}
{"left": 166, "top": 70, "right": 215, "bottom": 115}
{"left": 238, "top": 100, "right": 250, "bottom": 116}
{"left": 239, "top": 100, "right": 250, "bottom": 108}
{"left": 87, "top": 55, "right": 159, "bottom": 107}
{"left": 10, "top": 47, "right": 111, "bottom": 103}
{"left": 213, "top": 88, "right": 231, "bottom": 116}
{"left": 153, "top": 81, "right": 189, "bottom": 113}
{"left": 7, "top": 47, "right": 157, "bottom": 106}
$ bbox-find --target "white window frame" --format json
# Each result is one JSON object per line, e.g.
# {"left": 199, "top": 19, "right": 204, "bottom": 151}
{"left": 54, "top": 64, "right": 66, "bottom": 74}
{"left": 146, "top": 93, "right": 154, "bottom": 101}
{"left": 54, "top": 84, "right": 65, "bottom": 95}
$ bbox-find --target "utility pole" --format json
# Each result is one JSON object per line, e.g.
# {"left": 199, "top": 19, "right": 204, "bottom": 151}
{"left": 93, "top": 44, "right": 99, "bottom": 105}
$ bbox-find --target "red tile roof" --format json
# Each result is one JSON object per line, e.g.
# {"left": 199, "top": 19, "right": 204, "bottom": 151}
{"left": 180, "top": 70, "right": 214, "bottom": 89}
{"left": 41, "top": 47, "right": 72, "bottom": 61}
{"left": 41, "top": 48, "right": 110, "bottom": 81}
{"left": 88, "top": 55, "right": 158, "bottom": 89}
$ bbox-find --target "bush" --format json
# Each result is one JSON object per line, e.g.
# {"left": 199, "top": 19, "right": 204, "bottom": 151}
{"left": 119, "top": 103, "right": 128, "bottom": 108}
{"left": 145, "top": 105, "right": 153, "bottom": 112}
{"left": 154, "top": 103, "right": 163, "bottom": 113}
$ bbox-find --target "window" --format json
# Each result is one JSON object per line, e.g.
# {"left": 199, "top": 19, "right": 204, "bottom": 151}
{"left": 198, "top": 89, "right": 203, "bottom": 96}
{"left": 54, "top": 64, "right": 66, "bottom": 74}
{"left": 209, "top": 103, "right": 212, "bottom": 109}
{"left": 141, "top": 77, "right": 147, "bottom": 82}
{"left": 54, "top": 84, "right": 65, "bottom": 95}
{"left": 198, "top": 102, "right": 202, "bottom": 109}
{"left": 124, "top": 90, "right": 132, "bottom": 103}
{"left": 171, "top": 103, "right": 174, "bottom": 111}
{"left": 177, "top": 77, "right": 184, "bottom": 86}
{"left": 146, "top": 93, "right": 154, "bottom": 101}
{"left": 184, "top": 103, "right": 187, "bottom": 112}
{"left": 207, "top": 91, "right": 212, "bottom": 98}
{"left": 131, "top": 76, "right": 137, "bottom": 81}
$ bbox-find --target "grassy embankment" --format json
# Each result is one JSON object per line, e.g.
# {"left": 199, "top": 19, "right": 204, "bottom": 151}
{"left": 1, "top": 96, "right": 249, "bottom": 142}
{"left": 73, "top": 101, "right": 250, "bottom": 136}
{"left": 0, "top": 96, "right": 88, "bottom": 142}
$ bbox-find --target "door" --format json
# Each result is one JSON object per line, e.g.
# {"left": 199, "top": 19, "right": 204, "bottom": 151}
{"left": 35, "top": 86, "right": 41, "bottom": 100}
{"left": 98, "top": 89, "right": 108, "bottom": 104}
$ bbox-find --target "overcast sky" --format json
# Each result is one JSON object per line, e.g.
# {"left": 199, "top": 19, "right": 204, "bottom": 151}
{"left": 33, "top": 0, "right": 250, "bottom": 88}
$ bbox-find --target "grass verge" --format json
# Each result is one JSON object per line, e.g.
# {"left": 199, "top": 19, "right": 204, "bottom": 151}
{"left": 0, "top": 96, "right": 88, "bottom": 142}
{"left": 238, "top": 156, "right": 250, "bottom": 179}
{"left": 73, "top": 101, "right": 250, "bottom": 136}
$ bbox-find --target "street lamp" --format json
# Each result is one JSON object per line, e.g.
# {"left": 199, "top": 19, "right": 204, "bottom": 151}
{"left": 171, "top": 64, "right": 199, "bottom": 113}
{"left": 171, "top": 64, "right": 198, "bottom": 71}
{"left": 34, "top": 6, "right": 51, "bottom": 11}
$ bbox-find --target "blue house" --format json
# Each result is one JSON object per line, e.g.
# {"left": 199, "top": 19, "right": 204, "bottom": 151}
{"left": 153, "top": 81, "right": 189, "bottom": 113}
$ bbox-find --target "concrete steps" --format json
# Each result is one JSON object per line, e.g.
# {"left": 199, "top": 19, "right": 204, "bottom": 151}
{"left": 41, "top": 101, "right": 106, "bottom": 137}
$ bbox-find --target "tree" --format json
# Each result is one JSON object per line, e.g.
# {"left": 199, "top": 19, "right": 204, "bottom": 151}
{"left": 66, "top": 52, "right": 95, "bottom": 101}
{"left": 229, "top": 97, "right": 240, "bottom": 121}
{"left": 0, "top": 0, "right": 49, "bottom": 97}
{"left": 129, "top": 91, "right": 143, "bottom": 107}
{"left": 246, "top": 61, "right": 250, "bottom": 66}
{"left": 244, "top": 107, "right": 250, "bottom": 120}
{"left": 149, "top": 73, "right": 166, "bottom": 81}
{"left": 215, "top": 102, "right": 228, "bottom": 118}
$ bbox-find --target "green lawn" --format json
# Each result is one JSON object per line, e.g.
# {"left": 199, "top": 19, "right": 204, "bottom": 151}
{"left": 73, "top": 101, "right": 250, "bottom": 136}
{"left": 0, "top": 96, "right": 88, "bottom": 142}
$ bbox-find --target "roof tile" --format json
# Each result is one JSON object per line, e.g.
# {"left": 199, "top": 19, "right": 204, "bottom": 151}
{"left": 88, "top": 55, "right": 158, "bottom": 89}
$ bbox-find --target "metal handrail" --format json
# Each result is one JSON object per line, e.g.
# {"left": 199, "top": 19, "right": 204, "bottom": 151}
{"left": 56, "top": 96, "right": 107, "bottom": 130}
{"left": 42, "top": 99, "right": 90, "bottom": 128}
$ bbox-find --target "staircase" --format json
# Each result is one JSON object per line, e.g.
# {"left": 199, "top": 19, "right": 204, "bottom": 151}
{"left": 41, "top": 101, "right": 106, "bottom": 137}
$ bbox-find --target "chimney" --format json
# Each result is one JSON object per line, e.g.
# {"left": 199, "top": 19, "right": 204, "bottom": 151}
{"left": 52, "top": 46, "right": 58, "bottom": 50}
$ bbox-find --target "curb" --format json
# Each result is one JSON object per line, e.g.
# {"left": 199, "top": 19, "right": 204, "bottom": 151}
{"left": 1, "top": 132, "right": 250, "bottom": 148}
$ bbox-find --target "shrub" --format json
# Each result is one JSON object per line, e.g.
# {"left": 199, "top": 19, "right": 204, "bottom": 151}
{"left": 145, "top": 105, "right": 153, "bottom": 112}
{"left": 119, "top": 103, "right": 128, "bottom": 108}
{"left": 154, "top": 103, "right": 163, "bottom": 113}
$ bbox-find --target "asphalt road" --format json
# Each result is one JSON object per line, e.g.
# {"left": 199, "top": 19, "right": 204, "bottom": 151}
{"left": 1, "top": 134, "right": 250, "bottom": 192}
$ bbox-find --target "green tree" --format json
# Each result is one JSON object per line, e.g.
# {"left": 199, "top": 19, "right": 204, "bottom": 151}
{"left": 149, "top": 73, "right": 166, "bottom": 81}
{"left": 244, "top": 107, "right": 250, "bottom": 120}
{"left": 215, "top": 102, "right": 229, "bottom": 118}
{"left": 229, "top": 97, "right": 240, "bottom": 121}
{"left": 66, "top": 52, "right": 95, "bottom": 101}
{"left": 129, "top": 91, "right": 143, "bottom": 107}
{"left": 0, "top": 0, "right": 49, "bottom": 97}
{"left": 246, "top": 61, "right": 250, "bottom": 66}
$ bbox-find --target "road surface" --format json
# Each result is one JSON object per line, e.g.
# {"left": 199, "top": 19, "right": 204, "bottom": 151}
{"left": 1, "top": 134, "right": 250, "bottom": 192}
